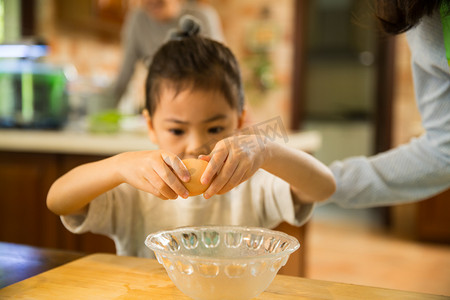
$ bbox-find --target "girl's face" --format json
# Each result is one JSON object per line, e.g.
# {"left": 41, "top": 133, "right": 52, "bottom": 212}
{"left": 145, "top": 87, "right": 244, "bottom": 159}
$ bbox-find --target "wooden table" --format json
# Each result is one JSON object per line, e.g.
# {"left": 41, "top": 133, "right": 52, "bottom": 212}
{"left": 0, "top": 242, "right": 85, "bottom": 288}
{"left": 1, "top": 253, "right": 446, "bottom": 299}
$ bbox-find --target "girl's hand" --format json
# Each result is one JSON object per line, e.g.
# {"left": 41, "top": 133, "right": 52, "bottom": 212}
{"left": 115, "top": 150, "right": 190, "bottom": 200}
{"left": 200, "top": 135, "right": 270, "bottom": 198}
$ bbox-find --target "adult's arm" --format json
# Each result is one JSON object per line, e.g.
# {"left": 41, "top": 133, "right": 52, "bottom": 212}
{"left": 327, "top": 12, "right": 450, "bottom": 208}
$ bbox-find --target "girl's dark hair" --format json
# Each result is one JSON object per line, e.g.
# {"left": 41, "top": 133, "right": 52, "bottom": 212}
{"left": 375, "top": 0, "right": 449, "bottom": 34}
{"left": 145, "top": 18, "right": 244, "bottom": 116}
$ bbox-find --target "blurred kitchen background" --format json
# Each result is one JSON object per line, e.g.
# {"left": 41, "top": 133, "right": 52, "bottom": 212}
{"left": 1, "top": 0, "right": 449, "bottom": 296}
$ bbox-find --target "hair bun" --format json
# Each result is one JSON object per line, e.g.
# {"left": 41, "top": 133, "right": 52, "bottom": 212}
{"left": 168, "top": 15, "right": 201, "bottom": 41}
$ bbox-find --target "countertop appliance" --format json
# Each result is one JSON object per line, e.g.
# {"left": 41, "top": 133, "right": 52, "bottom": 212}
{"left": 0, "top": 44, "right": 69, "bottom": 129}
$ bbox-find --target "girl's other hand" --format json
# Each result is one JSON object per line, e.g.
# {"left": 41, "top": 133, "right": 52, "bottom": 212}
{"left": 115, "top": 150, "right": 190, "bottom": 200}
{"left": 200, "top": 135, "right": 270, "bottom": 198}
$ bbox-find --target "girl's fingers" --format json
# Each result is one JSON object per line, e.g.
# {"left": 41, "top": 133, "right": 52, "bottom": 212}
{"left": 216, "top": 164, "right": 248, "bottom": 195}
{"left": 152, "top": 170, "right": 178, "bottom": 199}
{"left": 145, "top": 168, "right": 178, "bottom": 199}
{"left": 201, "top": 146, "right": 228, "bottom": 185}
{"left": 154, "top": 159, "right": 189, "bottom": 199}
{"left": 162, "top": 153, "right": 190, "bottom": 183}
{"left": 204, "top": 160, "right": 239, "bottom": 198}
{"left": 142, "top": 175, "right": 169, "bottom": 200}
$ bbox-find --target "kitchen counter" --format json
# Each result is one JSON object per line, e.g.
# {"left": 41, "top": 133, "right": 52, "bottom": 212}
{"left": 0, "top": 127, "right": 322, "bottom": 156}
{"left": 0, "top": 128, "right": 157, "bottom": 156}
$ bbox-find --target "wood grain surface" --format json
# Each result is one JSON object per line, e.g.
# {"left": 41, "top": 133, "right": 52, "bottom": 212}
{"left": 0, "top": 254, "right": 446, "bottom": 299}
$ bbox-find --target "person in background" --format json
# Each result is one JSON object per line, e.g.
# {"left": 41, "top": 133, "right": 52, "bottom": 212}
{"left": 112, "top": 0, "right": 224, "bottom": 107}
{"left": 326, "top": 0, "right": 450, "bottom": 208}
{"left": 46, "top": 18, "right": 336, "bottom": 258}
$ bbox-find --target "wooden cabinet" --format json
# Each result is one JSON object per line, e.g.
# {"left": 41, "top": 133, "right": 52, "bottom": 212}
{"left": 0, "top": 152, "right": 56, "bottom": 246}
{"left": 391, "top": 189, "right": 450, "bottom": 243}
{"left": 416, "top": 189, "right": 450, "bottom": 243}
{"left": 0, "top": 151, "right": 115, "bottom": 254}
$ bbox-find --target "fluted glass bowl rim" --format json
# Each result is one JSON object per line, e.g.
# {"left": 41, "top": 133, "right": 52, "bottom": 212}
{"left": 145, "top": 225, "right": 300, "bottom": 262}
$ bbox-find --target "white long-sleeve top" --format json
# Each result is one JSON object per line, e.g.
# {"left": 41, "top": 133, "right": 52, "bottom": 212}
{"left": 327, "top": 10, "right": 450, "bottom": 208}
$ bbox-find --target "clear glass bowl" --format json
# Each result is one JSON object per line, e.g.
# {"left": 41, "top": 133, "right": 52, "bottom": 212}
{"left": 145, "top": 225, "right": 300, "bottom": 300}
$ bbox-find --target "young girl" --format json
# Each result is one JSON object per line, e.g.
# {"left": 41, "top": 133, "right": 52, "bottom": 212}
{"left": 47, "top": 18, "right": 335, "bottom": 258}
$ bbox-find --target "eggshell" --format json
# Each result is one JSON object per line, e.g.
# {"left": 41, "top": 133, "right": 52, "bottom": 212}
{"left": 182, "top": 158, "right": 210, "bottom": 196}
